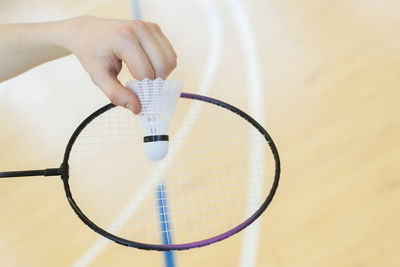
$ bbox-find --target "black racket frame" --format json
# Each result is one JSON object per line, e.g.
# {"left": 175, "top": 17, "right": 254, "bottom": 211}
{"left": 0, "top": 93, "right": 281, "bottom": 251}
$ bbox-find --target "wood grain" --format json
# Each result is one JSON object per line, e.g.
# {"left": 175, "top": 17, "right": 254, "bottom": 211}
{"left": 0, "top": 0, "right": 399, "bottom": 266}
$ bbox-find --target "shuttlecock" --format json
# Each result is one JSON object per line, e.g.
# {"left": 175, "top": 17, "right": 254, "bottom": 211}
{"left": 127, "top": 78, "right": 183, "bottom": 161}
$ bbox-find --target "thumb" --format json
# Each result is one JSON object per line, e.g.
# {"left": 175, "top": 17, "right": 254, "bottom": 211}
{"left": 95, "top": 73, "right": 141, "bottom": 114}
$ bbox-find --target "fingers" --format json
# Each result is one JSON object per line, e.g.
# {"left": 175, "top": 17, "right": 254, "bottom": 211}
{"left": 113, "top": 26, "right": 155, "bottom": 80}
{"left": 114, "top": 21, "right": 177, "bottom": 80}
{"left": 147, "top": 22, "right": 177, "bottom": 67}
{"left": 91, "top": 71, "right": 141, "bottom": 114}
{"left": 80, "top": 19, "right": 177, "bottom": 115}
{"left": 134, "top": 21, "right": 177, "bottom": 79}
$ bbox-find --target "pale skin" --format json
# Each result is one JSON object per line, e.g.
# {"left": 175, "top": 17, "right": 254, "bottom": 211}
{"left": 0, "top": 16, "right": 178, "bottom": 114}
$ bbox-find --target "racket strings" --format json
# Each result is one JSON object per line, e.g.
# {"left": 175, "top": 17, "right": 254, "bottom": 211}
{"left": 68, "top": 100, "right": 272, "bottom": 244}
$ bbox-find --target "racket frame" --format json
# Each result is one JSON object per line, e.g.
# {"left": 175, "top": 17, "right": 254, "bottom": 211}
{"left": 0, "top": 93, "right": 281, "bottom": 251}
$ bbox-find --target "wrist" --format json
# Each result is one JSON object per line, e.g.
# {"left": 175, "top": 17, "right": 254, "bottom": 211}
{"left": 50, "top": 16, "right": 93, "bottom": 53}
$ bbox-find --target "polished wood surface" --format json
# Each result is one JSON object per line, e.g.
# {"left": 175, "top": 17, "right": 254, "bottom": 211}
{"left": 0, "top": 0, "right": 399, "bottom": 266}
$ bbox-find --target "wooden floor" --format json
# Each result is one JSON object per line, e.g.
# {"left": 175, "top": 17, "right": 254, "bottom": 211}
{"left": 1, "top": 0, "right": 400, "bottom": 266}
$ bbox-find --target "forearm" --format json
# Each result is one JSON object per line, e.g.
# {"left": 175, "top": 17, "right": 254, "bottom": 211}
{"left": 0, "top": 20, "right": 75, "bottom": 81}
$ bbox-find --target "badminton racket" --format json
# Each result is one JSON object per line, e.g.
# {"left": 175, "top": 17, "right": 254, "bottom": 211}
{"left": 0, "top": 92, "right": 280, "bottom": 250}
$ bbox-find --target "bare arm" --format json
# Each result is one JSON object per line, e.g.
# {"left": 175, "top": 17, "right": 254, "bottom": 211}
{"left": 0, "top": 16, "right": 177, "bottom": 114}
{"left": 0, "top": 21, "right": 71, "bottom": 81}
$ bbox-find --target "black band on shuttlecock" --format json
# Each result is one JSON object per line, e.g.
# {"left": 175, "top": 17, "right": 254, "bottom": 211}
{"left": 143, "top": 135, "right": 169, "bottom": 143}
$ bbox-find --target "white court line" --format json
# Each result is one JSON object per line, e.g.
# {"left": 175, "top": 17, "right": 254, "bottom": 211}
{"left": 72, "top": 1, "right": 222, "bottom": 266}
{"left": 228, "top": 1, "right": 266, "bottom": 267}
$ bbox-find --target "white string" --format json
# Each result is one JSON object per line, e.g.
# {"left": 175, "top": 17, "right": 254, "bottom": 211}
{"left": 68, "top": 99, "right": 273, "bottom": 245}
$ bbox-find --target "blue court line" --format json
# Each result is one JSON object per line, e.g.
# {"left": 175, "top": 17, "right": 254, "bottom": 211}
{"left": 157, "top": 184, "right": 175, "bottom": 267}
{"left": 131, "top": 0, "right": 142, "bottom": 21}
{"left": 131, "top": 1, "right": 176, "bottom": 267}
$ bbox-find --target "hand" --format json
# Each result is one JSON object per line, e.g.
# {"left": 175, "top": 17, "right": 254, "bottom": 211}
{"left": 65, "top": 16, "right": 177, "bottom": 114}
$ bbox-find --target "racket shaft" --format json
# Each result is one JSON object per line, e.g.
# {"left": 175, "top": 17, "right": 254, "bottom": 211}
{"left": 0, "top": 168, "right": 60, "bottom": 178}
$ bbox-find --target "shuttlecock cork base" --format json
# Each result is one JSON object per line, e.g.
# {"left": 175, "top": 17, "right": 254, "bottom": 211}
{"left": 143, "top": 135, "right": 169, "bottom": 161}
{"left": 127, "top": 78, "right": 183, "bottom": 161}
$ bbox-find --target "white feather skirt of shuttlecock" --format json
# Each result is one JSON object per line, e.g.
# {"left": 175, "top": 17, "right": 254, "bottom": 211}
{"left": 127, "top": 78, "right": 183, "bottom": 161}
{"left": 127, "top": 78, "right": 183, "bottom": 136}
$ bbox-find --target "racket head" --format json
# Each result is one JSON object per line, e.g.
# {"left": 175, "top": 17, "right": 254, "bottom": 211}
{"left": 60, "top": 93, "right": 280, "bottom": 251}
